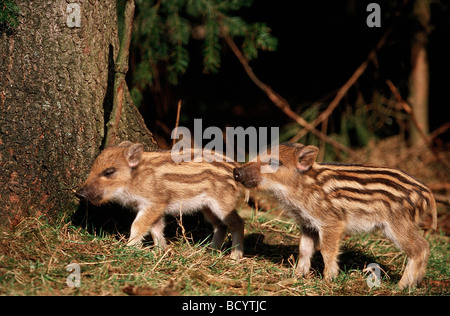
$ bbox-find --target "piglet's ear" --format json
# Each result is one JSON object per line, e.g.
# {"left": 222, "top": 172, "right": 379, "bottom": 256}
{"left": 117, "top": 141, "right": 133, "bottom": 148}
{"left": 124, "top": 143, "right": 144, "bottom": 168}
{"left": 295, "top": 145, "right": 319, "bottom": 171}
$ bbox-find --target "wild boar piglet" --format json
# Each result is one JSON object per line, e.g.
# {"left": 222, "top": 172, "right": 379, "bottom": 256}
{"left": 78, "top": 141, "right": 245, "bottom": 260}
{"left": 233, "top": 143, "right": 437, "bottom": 288}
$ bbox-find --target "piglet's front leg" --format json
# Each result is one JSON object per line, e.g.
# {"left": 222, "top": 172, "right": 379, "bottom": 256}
{"left": 295, "top": 228, "right": 319, "bottom": 277}
{"left": 319, "top": 224, "right": 345, "bottom": 282}
{"left": 127, "top": 207, "right": 167, "bottom": 250}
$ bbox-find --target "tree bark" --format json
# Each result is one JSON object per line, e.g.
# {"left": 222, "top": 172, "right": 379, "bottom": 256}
{"left": 105, "top": 0, "right": 135, "bottom": 147}
{"left": 0, "top": 0, "right": 157, "bottom": 227}
{"left": 408, "top": 0, "right": 430, "bottom": 146}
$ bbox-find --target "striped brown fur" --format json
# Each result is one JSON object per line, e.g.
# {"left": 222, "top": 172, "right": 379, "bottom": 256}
{"left": 77, "top": 141, "right": 245, "bottom": 260}
{"left": 233, "top": 143, "right": 437, "bottom": 288}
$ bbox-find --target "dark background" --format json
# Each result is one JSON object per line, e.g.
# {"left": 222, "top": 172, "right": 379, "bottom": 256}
{"left": 131, "top": 0, "right": 450, "bottom": 147}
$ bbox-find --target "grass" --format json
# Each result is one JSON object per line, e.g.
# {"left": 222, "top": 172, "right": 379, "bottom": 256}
{"left": 0, "top": 207, "right": 449, "bottom": 296}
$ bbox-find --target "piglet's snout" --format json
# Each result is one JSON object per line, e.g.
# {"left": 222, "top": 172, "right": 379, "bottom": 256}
{"left": 233, "top": 167, "right": 246, "bottom": 182}
{"left": 75, "top": 187, "right": 87, "bottom": 199}
{"left": 233, "top": 167, "right": 260, "bottom": 189}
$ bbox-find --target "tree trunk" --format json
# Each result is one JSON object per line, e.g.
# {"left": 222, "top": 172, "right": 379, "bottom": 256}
{"left": 0, "top": 0, "right": 157, "bottom": 227}
{"left": 408, "top": 0, "right": 430, "bottom": 146}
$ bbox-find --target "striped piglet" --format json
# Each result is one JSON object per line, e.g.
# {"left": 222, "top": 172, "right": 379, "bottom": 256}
{"left": 233, "top": 143, "right": 437, "bottom": 288}
{"left": 77, "top": 141, "right": 245, "bottom": 260}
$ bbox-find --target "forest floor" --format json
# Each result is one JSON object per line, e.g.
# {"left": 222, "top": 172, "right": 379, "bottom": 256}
{"left": 0, "top": 135, "right": 449, "bottom": 296}
{"left": 0, "top": 206, "right": 448, "bottom": 296}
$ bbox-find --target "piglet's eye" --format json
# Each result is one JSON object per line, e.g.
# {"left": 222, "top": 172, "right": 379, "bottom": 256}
{"left": 102, "top": 167, "right": 116, "bottom": 177}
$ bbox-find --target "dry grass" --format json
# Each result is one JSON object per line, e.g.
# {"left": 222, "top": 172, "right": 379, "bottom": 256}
{"left": 0, "top": 205, "right": 448, "bottom": 296}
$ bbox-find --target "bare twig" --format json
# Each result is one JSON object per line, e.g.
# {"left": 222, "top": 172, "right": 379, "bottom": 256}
{"left": 433, "top": 194, "right": 450, "bottom": 206}
{"left": 397, "top": 123, "right": 450, "bottom": 166}
{"left": 386, "top": 79, "right": 431, "bottom": 142}
{"left": 428, "top": 183, "right": 450, "bottom": 191}
{"left": 222, "top": 31, "right": 359, "bottom": 160}
{"left": 172, "top": 100, "right": 182, "bottom": 147}
{"left": 292, "top": 30, "right": 391, "bottom": 142}
{"left": 151, "top": 248, "right": 173, "bottom": 272}
{"left": 105, "top": 0, "right": 135, "bottom": 147}
{"left": 176, "top": 202, "right": 192, "bottom": 248}
{"left": 318, "top": 117, "right": 328, "bottom": 162}
{"left": 387, "top": 80, "right": 450, "bottom": 170}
